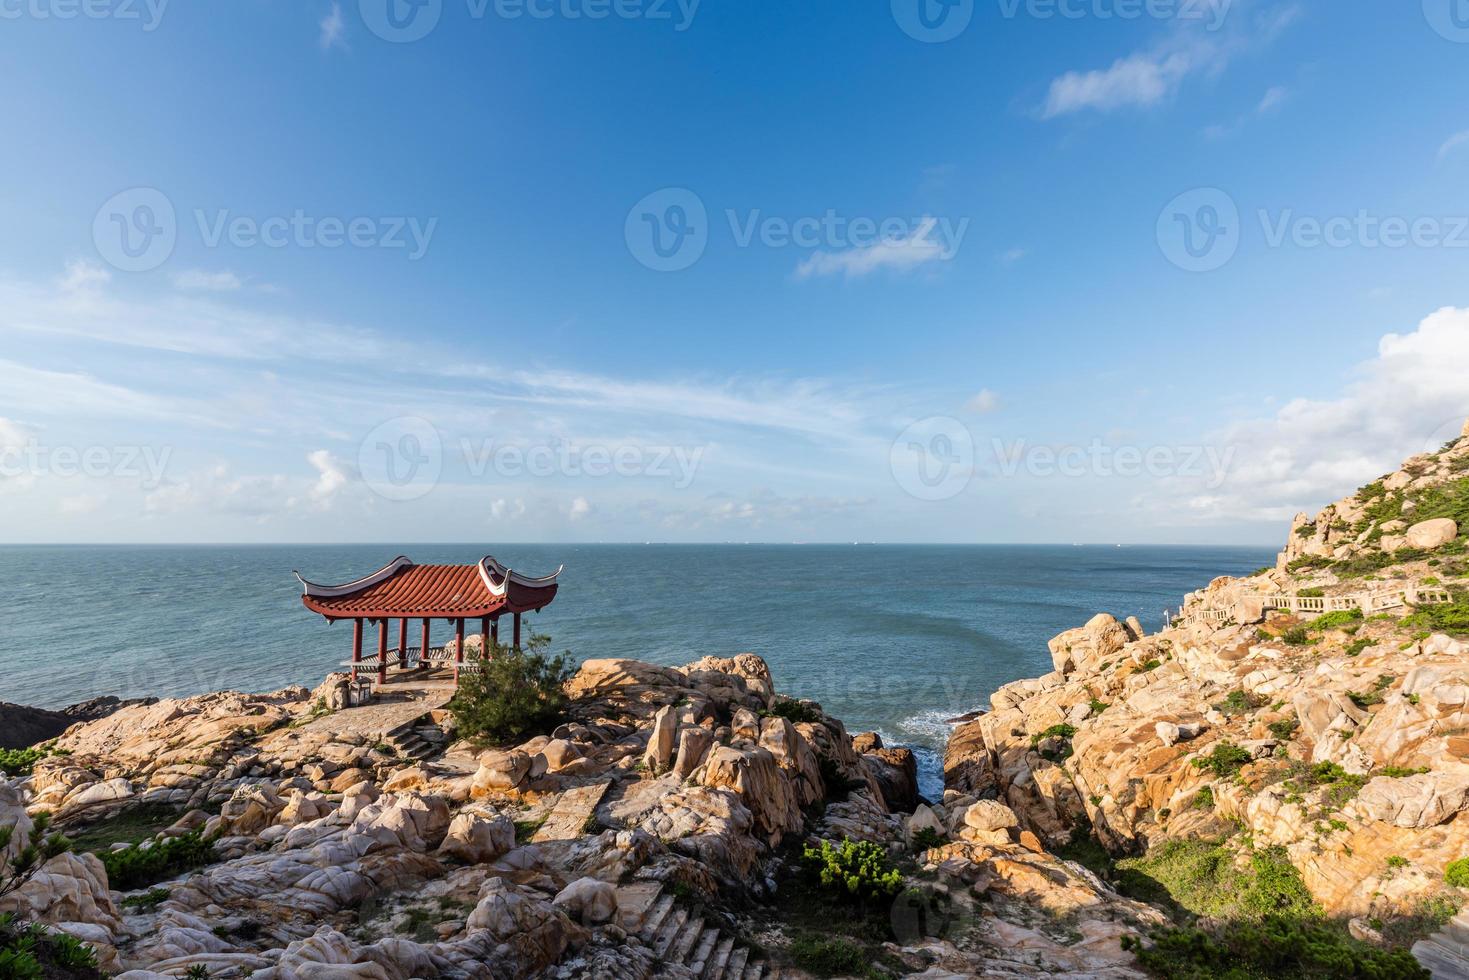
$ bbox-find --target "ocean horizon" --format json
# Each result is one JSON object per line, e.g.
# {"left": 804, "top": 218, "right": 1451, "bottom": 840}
{"left": 0, "top": 543, "right": 1274, "bottom": 797}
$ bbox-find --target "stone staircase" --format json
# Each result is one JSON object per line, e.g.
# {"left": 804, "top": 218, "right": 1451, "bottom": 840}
{"left": 1413, "top": 909, "right": 1469, "bottom": 978}
{"left": 615, "top": 882, "right": 779, "bottom": 980}
{"left": 382, "top": 709, "right": 452, "bottom": 761}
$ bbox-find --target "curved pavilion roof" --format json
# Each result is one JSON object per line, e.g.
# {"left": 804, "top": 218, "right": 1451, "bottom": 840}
{"left": 295, "top": 555, "right": 560, "bottom": 621}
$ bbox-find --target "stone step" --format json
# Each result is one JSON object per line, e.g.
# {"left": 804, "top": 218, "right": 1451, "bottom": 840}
{"left": 670, "top": 914, "right": 706, "bottom": 963}
{"left": 653, "top": 907, "right": 689, "bottom": 959}
{"left": 703, "top": 935, "right": 735, "bottom": 980}
{"left": 741, "top": 964, "right": 765, "bottom": 980}
{"left": 688, "top": 927, "right": 720, "bottom": 975}
{"left": 724, "top": 944, "right": 749, "bottom": 979}
{"left": 532, "top": 780, "right": 612, "bottom": 843}
{"left": 638, "top": 894, "right": 675, "bottom": 941}
{"left": 613, "top": 882, "right": 663, "bottom": 934}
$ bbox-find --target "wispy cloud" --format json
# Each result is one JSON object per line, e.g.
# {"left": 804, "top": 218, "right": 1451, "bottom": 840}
{"left": 1202, "top": 84, "right": 1289, "bottom": 140}
{"left": 319, "top": 2, "right": 346, "bottom": 50}
{"left": 1040, "top": 2, "right": 1300, "bottom": 119}
{"left": 794, "top": 217, "right": 959, "bottom": 280}
{"left": 173, "top": 269, "right": 243, "bottom": 292}
{"left": 965, "top": 389, "right": 1001, "bottom": 414}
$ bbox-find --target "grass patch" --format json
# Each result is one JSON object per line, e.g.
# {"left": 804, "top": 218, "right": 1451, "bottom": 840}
{"left": 1212, "top": 690, "right": 1265, "bottom": 717}
{"left": 1123, "top": 915, "right": 1429, "bottom": 979}
{"left": 1308, "top": 609, "right": 1364, "bottom": 632}
{"left": 99, "top": 830, "right": 218, "bottom": 891}
{"left": 66, "top": 804, "right": 189, "bottom": 854}
{"left": 1192, "top": 742, "right": 1253, "bottom": 779}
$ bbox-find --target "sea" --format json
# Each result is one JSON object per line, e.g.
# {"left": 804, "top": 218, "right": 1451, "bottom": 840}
{"left": 0, "top": 544, "right": 1273, "bottom": 798}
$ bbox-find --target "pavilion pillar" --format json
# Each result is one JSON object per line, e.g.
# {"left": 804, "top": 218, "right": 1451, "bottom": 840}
{"left": 376, "top": 619, "right": 389, "bottom": 684}
{"left": 480, "top": 616, "right": 490, "bottom": 658}
{"left": 455, "top": 618, "right": 466, "bottom": 684}
{"left": 513, "top": 612, "right": 522, "bottom": 651}
{"left": 419, "top": 618, "right": 431, "bottom": 671}
{"left": 491, "top": 616, "right": 499, "bottom": 649}
{"left": 397, "top": 618, "right": 409, "bottom": 669}
{"left": 351, "top": 618, "right": 363, "bottom": 663}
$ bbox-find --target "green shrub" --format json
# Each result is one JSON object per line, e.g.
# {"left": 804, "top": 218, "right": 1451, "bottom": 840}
{"left": 1387, "top": 855, "right": 1409, "bottom": 870}
{"left": 1281, "top": 627, "right": 1311, "bottom": 646}
{"left": 801, "top": 838, "right": 903, "bottom": 905}
{"left": 1344, "top": 638, "right": 1374, "bottom": 657}
{"left": 119, "top": 886, "right": 171, "bottom": 912}
{"left": 789, "top": 934, "right": 869, "bottom": 977}
{"left": 1192, "top": 787, "right": 1215, "bottom": 810}
{"left": 1141, "top": 659, "right": 1163, "bottom": 672}
{"left": 764, "top": 699, "right": 823, "bottom": 724}
{"left": 447, "top": 634, "right": 575, "bottom": 747}
{"left": 1212, "top": 690, "right": 1264, "bottom": 717}
{"left": 1445, "top": 857, "right": 1469, "bottom": 888}
{"left": 1089, "top": 698, "right": 1111, "bottom": 715}
{"left": 910, "top": 827, "right": 945, "bottom": 852}
{"left": 0, "top": 813, "right": 71, "bottom": 902}
{"left": 1267, "top": 719, "right": 1299, "bottom": 740}
{"left": 1380, "top": 766, "right": 1430, "bottom": 778}
{"left": 1401, "top": 595, "right": 1469, "bottom": 636}
{"left": 100, "top": 831, "right": 218, "bottom": 891}
{"left": 1297, "top": 587, "right": 1325, "bottom": 597}
{"left": 1192, "top": 743, "right": 1253, "bottom": 779}
{"left": 1030, "top": 723, "right": 1078, "bottom": 745}
{"left": 1309, "top": 609, "right": 1363, "bottom": 632}
{"left": 0, "top": 748, "right": 48, "bottom": 777}
{"left": 1122, "top": 915, "right": 1429, "bottom": 979}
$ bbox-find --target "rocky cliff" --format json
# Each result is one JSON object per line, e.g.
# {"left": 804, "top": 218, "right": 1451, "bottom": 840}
{"left": 945, "top": 419, "right": 1469, "bottom": 973}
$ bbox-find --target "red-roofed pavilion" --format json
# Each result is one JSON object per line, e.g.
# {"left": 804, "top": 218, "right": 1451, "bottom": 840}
{"left": 295, "top": 555, "right": 561, "bottom": 685}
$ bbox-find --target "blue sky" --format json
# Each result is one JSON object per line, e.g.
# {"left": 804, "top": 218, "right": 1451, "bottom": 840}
{"left": 3, "top": 0, "right": 1469, "bottom": 543}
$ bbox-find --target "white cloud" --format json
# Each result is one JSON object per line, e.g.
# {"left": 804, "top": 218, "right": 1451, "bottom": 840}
{"left": 1203, "top": 84, "right": 1289, "bottom": 140}
{"left": 58, "top": 494, "right": 105, "bottom": 515}
{"left": 567, "top": 496, "right": 593, "bottom": 521}
{"left": 319, "top": 2, "right": 345, "bottom": 49}
{"left": 999, "top": 247, "right": 1028, "bottom": 266}
{"left": 145, "top": 465, "right": 291, "bottom": 520}
{"left": 1256, "top": 85, "right": 1288, "bottom": 113}
{"left": 965, "top": 389, "right": 1001, "bottom": 414}
{"left": 1438, "top": 129, "right": 1469, "bottom": 163}
{"left": 794, "top": 217, "right": 955, "bottom": 280}
{"left": 59, "top": 260, "right": 111, "bottom": 292}
{"left": 303, "top": 449, "right": 352, "bottom": 507}
{"left": 173, "top": 269, "right": 243, "bottom": 292}
{"left": 490, "top": 498, "right": 527, "bottom": 522}
{"left": 1144, "top": 306, "right": 1469, "bottom": 526}
{"left": 1041, "top": 3, "right": 1300, "bottom": 119}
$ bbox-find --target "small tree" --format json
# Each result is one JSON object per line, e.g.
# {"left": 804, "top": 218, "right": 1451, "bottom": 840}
{"left": 448, "top": 634, "right": 575, "bottom": 746}
{"left": 0, "top": 815, "right": 101, "bottom": 978}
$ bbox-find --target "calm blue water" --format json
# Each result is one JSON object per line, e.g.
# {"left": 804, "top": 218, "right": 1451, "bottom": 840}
{"left": 0, "top": 544, "right": 1271, "bottom": 796}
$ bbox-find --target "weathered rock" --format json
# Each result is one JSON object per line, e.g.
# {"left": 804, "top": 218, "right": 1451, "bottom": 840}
{"left": 438, "top": 808, "right": 515, "bottom": 862}
{"left": 552, "top": 877, "right": 618, "bottom": 924}
{"left": 643, "top": 705, "right": 678, "bottom": 772}
{"left": 1407, "top": 518, "right": 1458, "bottom": 550}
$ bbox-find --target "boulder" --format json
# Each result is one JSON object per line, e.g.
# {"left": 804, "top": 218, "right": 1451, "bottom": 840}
{"left": 472, "top": 751, "right": 531, "bottom": 795}
{"left": 862, "top": 747, "right": 920, "bottom": 813}
{"left": 438, "top": 809, "right": 515, "bottom": 863}
{"left": 963, "top": 799, "right": 1020, "bottom": 833}
{"left": 1352, "top": 773, "right": 1469, "bottom": 828}
{"left": 552, "top": 877, "right": 618, "bottom": 924}
{"left": 1407, "top": 518, "right": 1458, "bottom": 551}
{"left": 672, "top": 725, "right": 715, "bottom": 779}
{"left": 644, "top": 705, "right": 678, "bottom": 772}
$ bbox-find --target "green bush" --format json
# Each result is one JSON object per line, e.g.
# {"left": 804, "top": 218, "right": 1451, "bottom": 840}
{"left": 1309, "top": 609, "right": 1363, "bottom": 632}
{"left": 801, "top": 838, "right": 903, "bottom": 905}
{"left": 0, "top": 816, "right": 102, "bottom": 979}
{"left": 0, "top": 748, "right": 48, "bottom": 777}
{"left": 1122, "top": 915, "right": 1429, "bottom": 979}
{"left": 1401, "top": 595, "right": 1469, "bottom": 636}
{"left": 764, "top": 699, "right": 823, "bottom": 724}
{"left": 1192, "top": 743, "right": 1253, "bottom": 779}
{"left": 1344, "top": 638, "right": 1374, "bottom": 657}
{"left": 789, "top": 934, "right": 870, "bottom": 977}
{"left": 1445, "top": 857, "right": 1469, "bottom": 888}
{"left": 910, "top": 827, "right": 945, "bottom": 852}
{"left": 1380, "top": 766, "right": 1430, "bottom": 778}
{"left": 1089, "top": 698, "right": 1111, "bottom": 715}
{"left": 100, "top": 831, "right": 218, "bottom": 891}
{"left": 1030, "top": 723, "right": 1077, "bottom": 745}
{"left": 447, "top": 634, "right": 575, "bottom": 747}
{"left": 1192, "top": 787, "right": 1215, "bottom": 810}
{"left": 1212, "top": 691, "right": 1264, "bottom": 717}
{"left": 1267, "top": 719, "right": 1299, "bottom": 740}
{"left": 1281, "top": 626, "right": 1311, "bottom": 646}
